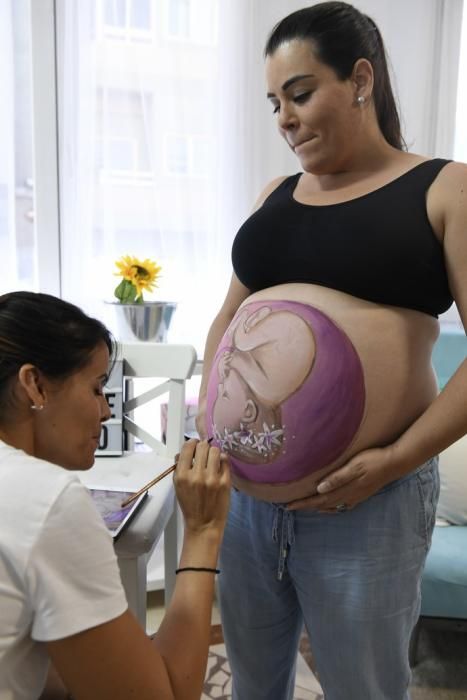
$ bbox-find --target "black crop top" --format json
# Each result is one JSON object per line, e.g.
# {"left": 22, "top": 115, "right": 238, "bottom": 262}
{"left": 232, "top": 159, "right": 453, "bottom": 317}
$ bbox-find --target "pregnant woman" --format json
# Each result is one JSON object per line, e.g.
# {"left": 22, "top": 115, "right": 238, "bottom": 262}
{"left": 196, "top": 3, "right": 467, "bottom": 699}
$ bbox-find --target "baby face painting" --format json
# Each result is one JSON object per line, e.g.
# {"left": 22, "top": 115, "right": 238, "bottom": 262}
{"left": 212, "top": 305, "right": 315, "bottom": 462}
{"left": 206, "top": 300, "right": 365, "bottom": 484}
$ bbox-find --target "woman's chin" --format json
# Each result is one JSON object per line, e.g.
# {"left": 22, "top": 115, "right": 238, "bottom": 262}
{"left": 65, "top": 452, "right": 96, "bottom": 472}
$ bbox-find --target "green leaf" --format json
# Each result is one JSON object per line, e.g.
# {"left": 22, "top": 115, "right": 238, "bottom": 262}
{"left": 114, "top": 279, "right": 137, "bottom": 303}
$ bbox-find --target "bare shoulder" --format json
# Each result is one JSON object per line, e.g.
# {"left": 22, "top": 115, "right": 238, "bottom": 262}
{"left": 426, "top": 160, "right": 467, "bottom": 237}
{"left": 252, "top": 175, "right": 293, "bottom": 212}
{"left": 430, "top": 160, "right": 467, "bottom": 198}
{"left": 435, "top": 161, "right": 467, "bottom": 323}
{"left": 439, "top": 161, "right": 467, "bottom": 219}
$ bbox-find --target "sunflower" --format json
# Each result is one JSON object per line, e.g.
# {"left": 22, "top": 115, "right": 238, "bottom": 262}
{"left": 114, "top": 255, "right": 162, "bottom": 303}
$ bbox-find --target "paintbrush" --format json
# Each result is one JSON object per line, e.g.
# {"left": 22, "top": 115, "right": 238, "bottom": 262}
{"left": 120, "top": 437, "right": 213, "bottom": 508}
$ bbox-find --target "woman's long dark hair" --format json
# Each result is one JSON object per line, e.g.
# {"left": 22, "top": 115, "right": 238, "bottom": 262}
{"left": 264, "top": 1, "right": 405, "bottom": 150}
{"left": 0, "top": 291, "right": 115, "bottom": 418}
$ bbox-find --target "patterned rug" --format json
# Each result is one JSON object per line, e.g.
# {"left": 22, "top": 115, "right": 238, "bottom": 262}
{"left": 203, "top": 643, "right": 323, "bottom": 700}
{"left": 203, "top": 626, "right": 467, "bottom": 699}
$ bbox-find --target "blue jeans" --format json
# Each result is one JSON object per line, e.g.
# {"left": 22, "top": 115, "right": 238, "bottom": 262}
{"left": 218, "top": 458, "right": 439, "bottom": 700}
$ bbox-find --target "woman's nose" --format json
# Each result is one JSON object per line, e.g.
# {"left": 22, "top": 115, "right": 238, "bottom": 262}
{"left": 101, "top": 395, "right": 112, "bottom": 421}
{"left": 277, "top": 103, "right": 298, "bottom": 131}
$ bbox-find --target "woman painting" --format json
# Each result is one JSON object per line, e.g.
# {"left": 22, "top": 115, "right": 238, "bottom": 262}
{"left": 0, "top": 291, "right": 230, "bottom": 700}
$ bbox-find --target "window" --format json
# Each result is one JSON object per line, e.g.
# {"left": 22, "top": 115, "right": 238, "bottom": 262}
{"left": 164, "top": 134, "right": 209, "bottom": 176}
{"left": 167, "top": 0, "right": 189, "bottom": 39}
{"left": 100, "top": 0, "right": 152, "bottom": 42}
{"left": 104, "top": 0, "right": 126, "bottom": 28}
{"left": 0, "top": 0, "right": 36, "bottom": 294}
{"left": 164, "top": 0, "right": 217, "bottom": 44}
{"left": 164, "top": 134, "right": 188, "bottom": 174}
{"left": 97, "top": 89, "right": 154, "bottom": 182}
{"left": 58, "top": 0, "right": 226, "bottom": 353}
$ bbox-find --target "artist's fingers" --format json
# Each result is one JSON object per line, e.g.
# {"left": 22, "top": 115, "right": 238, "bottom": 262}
{"left": 205, "top": 445, "right": 231, "bottom": 475}
{"left": 191, "top": 438, "right": 211, "bottom": 471}
{"left": 205, "top": 444, "right": 221, "bottom": 473}
{"left": 176, "top": 438, "right": 198, "bottom": 472}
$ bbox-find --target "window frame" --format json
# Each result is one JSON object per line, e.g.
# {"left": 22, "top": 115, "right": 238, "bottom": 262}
{"left": 162, "top": 0, "right": 217, "bottom": 46}
{"left": 30, "top": 0, "right": 61, "bottom": 296}
{"left": 96, "top": 87, "right": 156, "bottom": 183}
{"left": 98, "top": 0, "right": 154, "bottom": 44}
{"left": 163, "top": 132, "right": 209, "bottom": 178}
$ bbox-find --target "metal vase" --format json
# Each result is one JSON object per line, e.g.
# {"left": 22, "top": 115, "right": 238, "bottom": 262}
{"left": 111, "top": 301, "right": 177, "bottom": 342}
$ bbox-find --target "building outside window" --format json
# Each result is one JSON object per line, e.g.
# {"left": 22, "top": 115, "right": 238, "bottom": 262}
{"left": 167, "top": 0, "right": 189, "bottom": 38}
{"left": 97, "top": 89, "right": 154, "bottom": 182}
{"left": 100, "top": 0, "right": 153, "bottom": 42}
{"left": 164, "top": 133, "right": 209, "bottom": 177}
{"left": 164, "top": 0, "right": 217, "bottom": 45}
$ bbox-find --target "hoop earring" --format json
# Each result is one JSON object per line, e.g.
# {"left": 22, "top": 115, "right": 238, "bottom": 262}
{"left": 357, "top": 95, "right": 365, "bottom": 105}
{"left": 31, "top": 404, "right": 44, "bottom": 411}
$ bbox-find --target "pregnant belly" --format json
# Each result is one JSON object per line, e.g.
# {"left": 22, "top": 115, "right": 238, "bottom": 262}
{"left": 206, "top": 299, "right": 365, "bottom": 486}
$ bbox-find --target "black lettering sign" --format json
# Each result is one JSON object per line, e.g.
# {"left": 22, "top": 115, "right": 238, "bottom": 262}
{"left": 106, "top": 393, "right": 117, "bottom": 419}
{"left": 98, "top": 424, "right": 108, "bottom": 450}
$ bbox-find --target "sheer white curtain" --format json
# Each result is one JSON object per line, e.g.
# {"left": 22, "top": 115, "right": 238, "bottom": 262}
{"left": 58, "top": 0, "right": 255, "bottom": 354}
{"left": 0, "top": 1, "right": 16, "bottom": 294}
{"left": 57, "top": 0, "right": 464, "bottom": 352}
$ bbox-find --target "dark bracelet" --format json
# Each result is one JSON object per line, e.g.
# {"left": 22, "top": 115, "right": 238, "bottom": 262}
{"left": 175, "top": 566, "right": 220, "bottom": 574}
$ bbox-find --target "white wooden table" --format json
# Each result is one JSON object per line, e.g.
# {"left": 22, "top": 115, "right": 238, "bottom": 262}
{"left": 79, "top": 451, "right": 177, "bottom": 628}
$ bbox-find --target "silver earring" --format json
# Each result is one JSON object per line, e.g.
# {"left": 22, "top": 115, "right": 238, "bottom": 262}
{"left": 31, "top": 404, "right": 44, "bottom": 411}
{"left": 357, "top": 95, "right": 365, "bottom": 105}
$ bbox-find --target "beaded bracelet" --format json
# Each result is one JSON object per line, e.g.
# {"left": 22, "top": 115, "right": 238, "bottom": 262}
{"left": 175, "top": 566, "right": 220, "bottom": 574}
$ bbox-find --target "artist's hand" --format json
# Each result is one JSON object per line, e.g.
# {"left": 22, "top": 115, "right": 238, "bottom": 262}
{"left": 174, "top": 439, "right": 231, "bottom": 535}
{"left": 286, "top": 445, "right": 401, "bottom": 513}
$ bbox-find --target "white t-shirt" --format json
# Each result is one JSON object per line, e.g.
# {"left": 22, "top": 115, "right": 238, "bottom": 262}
{"left": 0, "top": 441, "right": 128, "bottom": 700}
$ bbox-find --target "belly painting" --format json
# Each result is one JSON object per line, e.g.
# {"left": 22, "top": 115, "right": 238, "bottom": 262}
{"left": 206, "top": 300, "right": 365, "bottom": 484}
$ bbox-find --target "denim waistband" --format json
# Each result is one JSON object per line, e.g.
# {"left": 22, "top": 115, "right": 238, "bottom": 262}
{"left": 267, "top": 456, "right": 438, "bottom": 580}
{"left": 376, "top": 455, "right": 438, "bottom": 495}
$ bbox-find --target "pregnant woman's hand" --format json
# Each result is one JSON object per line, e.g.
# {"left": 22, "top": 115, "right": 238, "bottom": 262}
{"left": 286, "top": 445, "right": 400, "bottom": 512}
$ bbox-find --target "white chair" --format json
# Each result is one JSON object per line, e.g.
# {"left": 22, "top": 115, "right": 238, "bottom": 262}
{"left": 79, "top": 342, "right": 197, "bottom": 628}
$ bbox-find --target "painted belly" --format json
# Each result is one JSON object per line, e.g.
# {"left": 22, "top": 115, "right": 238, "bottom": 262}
{"left": 206, "top": 300, "right": 365, "bottom": 484}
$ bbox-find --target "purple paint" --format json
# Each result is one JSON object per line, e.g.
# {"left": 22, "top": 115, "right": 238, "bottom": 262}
{"left": 205, "top": 300, "right": 365, "bottom": 484}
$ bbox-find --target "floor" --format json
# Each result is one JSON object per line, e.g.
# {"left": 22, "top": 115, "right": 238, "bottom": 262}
{"left": 147, "top": 590, "right": 323, "bottom": 699}
{"left": 147, "top": 593, "right": 467, "bottom": 699}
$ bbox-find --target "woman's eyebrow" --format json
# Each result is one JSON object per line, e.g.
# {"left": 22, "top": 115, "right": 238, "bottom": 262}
{"left": 267, "top": 73, "right": 315, "bottom": 98}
